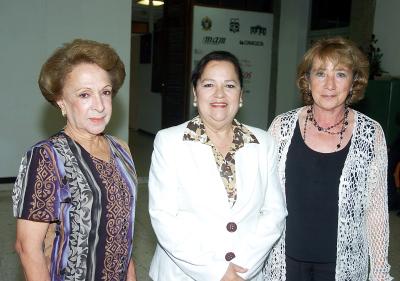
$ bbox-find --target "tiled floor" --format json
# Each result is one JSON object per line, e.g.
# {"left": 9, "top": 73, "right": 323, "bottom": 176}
{"left": 0, "top": 130, "right": 399, "bottom": 280}
{"left": 129, "top": 130, "right": 157, "bottom": 281}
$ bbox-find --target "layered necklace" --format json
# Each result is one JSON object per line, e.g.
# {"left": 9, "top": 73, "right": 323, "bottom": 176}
{"left": 303, "top": 105, "right": 349, "bottom": 150}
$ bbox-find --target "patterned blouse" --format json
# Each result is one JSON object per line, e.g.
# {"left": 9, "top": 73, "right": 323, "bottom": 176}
{"left": 12, "top": 132, "right": 137, "bottom": 281}
{"left": 183, "top": 116, "right": 258, "bottom": 207}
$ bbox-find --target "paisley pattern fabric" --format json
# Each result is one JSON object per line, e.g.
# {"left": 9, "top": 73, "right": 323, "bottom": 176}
{"left": 263, "top": 107, "right": 393, "bottom": 280}
{"left": 90, "top": 155, "right": 133, "bottom": 280}
{"left": 13, "top": 131, "right": 137, "bottom": 281}
{"left": 183, "top": 115, "right": 258, "bottom": 206}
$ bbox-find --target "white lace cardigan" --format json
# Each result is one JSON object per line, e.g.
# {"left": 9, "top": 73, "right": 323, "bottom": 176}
{"left": 263, "top": 107, "right": 393, "bottom": 280}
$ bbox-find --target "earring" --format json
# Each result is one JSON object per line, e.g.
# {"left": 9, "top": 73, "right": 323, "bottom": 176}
{"left": 239, "top": 101, "right": 243, "bottom": 108}
{"left": 61, "top": 108, "right": 66, "bottom": 117}
{"left": 193, "top": 101, "right": 197, "bottom": 107}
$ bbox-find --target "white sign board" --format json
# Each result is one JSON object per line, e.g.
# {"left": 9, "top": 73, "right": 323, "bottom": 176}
{"left": 191, "top": 6, "right": 273, "bottom": 129}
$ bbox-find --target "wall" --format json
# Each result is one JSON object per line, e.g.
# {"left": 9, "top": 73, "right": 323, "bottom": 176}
{"left": 349, "top": 0, "right": 375, "bottom": 50}
{"left": 0, "top": 0, "right": 132, "bottom": 178}
{"left": 131, "top": 36, "right": 162, "bottom": 134}
{"left": 373, "top": 0, "right": 400, "bottom": 77}
{"left": 274, "top": 0, "right": 311, "bottom": 117}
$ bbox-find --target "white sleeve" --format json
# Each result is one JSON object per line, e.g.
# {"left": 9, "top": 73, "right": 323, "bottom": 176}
{"left": 366, "top": 125, "right": 393, "bottom": 280}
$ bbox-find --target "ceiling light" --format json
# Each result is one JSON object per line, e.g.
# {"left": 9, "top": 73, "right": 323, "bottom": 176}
{"left": 136, "top": 0, "right": 164, "bottom": 6}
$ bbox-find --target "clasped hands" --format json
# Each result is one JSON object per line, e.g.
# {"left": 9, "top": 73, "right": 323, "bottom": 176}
{"left": 221, "top": 262, "right": 248, "bottom": 281}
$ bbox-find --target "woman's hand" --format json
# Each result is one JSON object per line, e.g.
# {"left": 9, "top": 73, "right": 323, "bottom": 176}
{"left": 126, "top": 258, "right": 137, "bottom": 281}
{"left": 221, "top": 262, "right": 248, "bottom": 281}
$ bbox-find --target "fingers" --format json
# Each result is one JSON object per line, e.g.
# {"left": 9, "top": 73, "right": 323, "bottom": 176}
{"left": 221, "top": 263, "right": 248, "bottom": 281}
{"left": 230, "top": 262, "right": 248, "bottom": 273}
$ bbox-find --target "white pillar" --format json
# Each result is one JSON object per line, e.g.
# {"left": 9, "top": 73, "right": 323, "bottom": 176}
{"left": 275, "top": 0, "right": 311, "bottom": 115}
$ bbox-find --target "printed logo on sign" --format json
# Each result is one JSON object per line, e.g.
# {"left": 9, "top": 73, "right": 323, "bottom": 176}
{"left": 243, "top": 71, "right": 252, "bottom": 79}
{"left": 243, "top": 71, "right": 252, "bottom": 91}
{"left": 201, "top": 16, "right": 212, "bottom": 31}
{"left": 240, "top": 59, "right": 252, "bottom": 68}
{"left": 239, "top": 40, "right": 264, "bottom": 46}
{"left": 229, "top": 18, "right": 240, "bottom": 33}
{"left": 203, "top": 36, "right": 226, "bottom": 45}
{"left": 250, "top": 25, "right": 267, "bottom": 36}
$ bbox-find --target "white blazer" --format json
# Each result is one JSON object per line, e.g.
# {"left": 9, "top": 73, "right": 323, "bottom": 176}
{"left": 148, "top": 121, "right": 287, "bottom": 281}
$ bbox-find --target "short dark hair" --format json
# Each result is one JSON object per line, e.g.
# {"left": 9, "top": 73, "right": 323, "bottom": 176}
{"left": 297, "top": 36, "right": 369, "bottom": 105}
{"left": 191, "top": 51, "right": 243, "bottom": 89}
{"left": 39, "top": 38, "right": 126, "bottom": 107}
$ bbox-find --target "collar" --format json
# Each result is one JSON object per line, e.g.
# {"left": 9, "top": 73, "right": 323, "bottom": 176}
{"left": 183, "top": 115, "right": 259, "bottom": 149}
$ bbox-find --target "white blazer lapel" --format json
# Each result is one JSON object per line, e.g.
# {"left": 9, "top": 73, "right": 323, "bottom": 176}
{"left": 234, "top": 144, "right": 260, "bottom": 210}
{"left": 185, "top": 141, "right": 232, "bottom": 210}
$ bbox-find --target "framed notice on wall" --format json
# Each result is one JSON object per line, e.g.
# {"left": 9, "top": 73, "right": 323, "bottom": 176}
{"left": 190, "top": 5, "right": 273, "bottom": 128}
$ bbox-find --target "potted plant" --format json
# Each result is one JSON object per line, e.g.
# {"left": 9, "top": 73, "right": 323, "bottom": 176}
{"left": 367, "top": 34, "right": 388, "bottom": 79}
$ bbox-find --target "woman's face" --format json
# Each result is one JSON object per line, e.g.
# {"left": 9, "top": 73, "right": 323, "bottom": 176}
{"left": 194, "top": 60, "right": 242, "bottom": 129}
{"left": 309, "top": 58, "right": 353, "bottom": 111}
{"left": 57, "top": 63, "right": 112, "bottom": 137}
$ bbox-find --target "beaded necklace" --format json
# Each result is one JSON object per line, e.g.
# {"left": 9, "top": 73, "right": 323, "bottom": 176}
{"left": 303, "top": 105, "right": 349, "bottom": 150}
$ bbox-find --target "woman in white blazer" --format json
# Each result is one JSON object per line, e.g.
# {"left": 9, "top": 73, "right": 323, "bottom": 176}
{"left": 148, "top": 51, "right": 287, "bottom": 281}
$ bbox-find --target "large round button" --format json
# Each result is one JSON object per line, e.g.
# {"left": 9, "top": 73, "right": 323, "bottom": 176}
{"left": 225, "top": 252, "right": 236, "bottom": 261}
{"left": 226, "top": 222, "right": 237, "bottom": 232}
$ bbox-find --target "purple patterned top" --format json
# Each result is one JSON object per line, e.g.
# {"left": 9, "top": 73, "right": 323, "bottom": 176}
{"left": 12, "top": 132, "right": 137, "bottom": 281}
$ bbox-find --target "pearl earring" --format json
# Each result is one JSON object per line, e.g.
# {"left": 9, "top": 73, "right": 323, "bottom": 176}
{"left": 239, "top": 101, "right": 243, "bottom": 108}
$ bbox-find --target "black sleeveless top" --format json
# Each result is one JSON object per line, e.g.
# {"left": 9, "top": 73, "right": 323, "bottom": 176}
{"left": 285, "top": 121, "right": 350, "bottom": 262}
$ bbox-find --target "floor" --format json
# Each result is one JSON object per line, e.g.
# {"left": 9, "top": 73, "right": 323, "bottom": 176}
{"left": 0, "top": 130, "right": 399, "bottom": 280}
